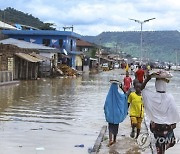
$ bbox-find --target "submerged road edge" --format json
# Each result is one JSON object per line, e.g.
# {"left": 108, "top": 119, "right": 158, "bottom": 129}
{"left": 0, "top": 80, "right": 20, "bottom": 86}
{"left": 91, "top": 125, "right": 107, "bottom": 154}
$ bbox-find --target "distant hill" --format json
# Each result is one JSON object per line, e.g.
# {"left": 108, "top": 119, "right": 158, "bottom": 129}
{"left": 1, "top": 7, "right": 180, "bottom": 63}
{"left": 83, "top": 31, "right": 180, "bottom": 63}
{"left": 0, "top": 7, "right": 55, "bottom": 30}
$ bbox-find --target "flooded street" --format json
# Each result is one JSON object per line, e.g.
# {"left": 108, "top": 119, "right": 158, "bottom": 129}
{"left": 0, "top": 69, "right": 180, "bottom": 154}
{"left": 0, "top": 69, "right": 124, "bottom": 154}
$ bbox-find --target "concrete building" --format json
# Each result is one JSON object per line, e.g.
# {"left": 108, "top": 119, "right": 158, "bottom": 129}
{"left": 0, "top": 38, "right": 59, "bottom": 81}
{"left": 2, "top": 30, "right": 82, "bottom": 69}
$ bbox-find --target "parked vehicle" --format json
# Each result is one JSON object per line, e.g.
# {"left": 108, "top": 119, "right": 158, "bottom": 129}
{"left": 102, "top": 63, "right": 109, "bottom": 71}
{"left": 114, "top": 63, "right": 119, "bottom": 69}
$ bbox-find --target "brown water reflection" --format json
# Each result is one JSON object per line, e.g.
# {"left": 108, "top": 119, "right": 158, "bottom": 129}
{"left": 0, "top": 70, "right": 180, "bottom": 154}
{"left": 0, "top": 70, "right": 124, "bottom": 154}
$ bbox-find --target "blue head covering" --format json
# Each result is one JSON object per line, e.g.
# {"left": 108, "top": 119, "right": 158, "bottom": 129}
{"left": 104, "top": 83, "right": 128, "bottom": 124}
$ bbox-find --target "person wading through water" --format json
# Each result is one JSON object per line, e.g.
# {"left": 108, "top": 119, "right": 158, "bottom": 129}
{"left": 141, "top": 72, "right": 180, "bottom": 154}
{"left": 128, "top": 82, "right": 144, "bottom": 139}
{"left": 123, "top": 71, "right": 132, "bottom": 93}
{"left": 135, "top": 65, "right": 145, "bottom": 83}
{"left": 104, "top": 80, "right": 128, "bottom": 146}
{"left": 127, "top": 79, "right": 139, "bottom": 108}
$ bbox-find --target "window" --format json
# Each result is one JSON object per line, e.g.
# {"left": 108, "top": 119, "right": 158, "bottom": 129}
{"left": 43, "top": 39, "right": 50, "bottom": 46}
{"left": 70, "top": 39, "right": 73, "bottom": 51}
{"left": 18, "top": 38, "right": 24, "bottom": 41}
{"left": 8, "top": 57, "right": 14, "bottom": 71}
{"left": 59, "top": 39, "right": 63, "bottom": 48}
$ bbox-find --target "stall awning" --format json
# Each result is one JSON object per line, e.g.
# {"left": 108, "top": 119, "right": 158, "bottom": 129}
{"left": 29, "top": 52, "right": 50, "bottom": 61}
{"left": 15, "top": 53, "right": 43, "bottom": 63}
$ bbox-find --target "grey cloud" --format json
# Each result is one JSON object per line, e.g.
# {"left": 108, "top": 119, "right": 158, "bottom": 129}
{"left": 1, "top": 0, "right": 180, "bottom": 35}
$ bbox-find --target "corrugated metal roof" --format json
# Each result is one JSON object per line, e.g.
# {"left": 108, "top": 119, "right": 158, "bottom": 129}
{"left": 76, "top": 39, "right": 95, "bottom": 47}
{"left": 0, "top": 38, "right": 59, "bottom": 51}
{"left": 2, "top": 30, "right": 81, "bottom": 39}
{"left": 15, "top": 53, "right": 43, "bottom": 63}
{"left": 29, "top": 52, "right": 50, "bottom": 61}
{"left": 0, "top": 21, "right": 17, "bottom": 30}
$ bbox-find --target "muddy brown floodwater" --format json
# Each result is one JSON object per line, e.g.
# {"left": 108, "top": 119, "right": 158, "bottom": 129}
{"left": 0, "top": 69, "right": 180, "bottom": 154}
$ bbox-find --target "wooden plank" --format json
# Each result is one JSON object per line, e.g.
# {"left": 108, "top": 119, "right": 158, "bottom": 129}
{"left": 91, "top": 125, "right": 107, "bottom": 154}
{"left": 35, "top": 63, "right": 38, "bottom": 79}
{"left": 20, "top": 58, "right": 23, "bottom": 79}
{"left": 26, "top": 61, "right": 28, "bottom": 80}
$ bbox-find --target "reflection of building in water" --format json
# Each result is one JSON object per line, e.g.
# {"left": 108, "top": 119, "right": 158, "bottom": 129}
{"left": 0, "top": 85, "right": 17, "bottom": 111}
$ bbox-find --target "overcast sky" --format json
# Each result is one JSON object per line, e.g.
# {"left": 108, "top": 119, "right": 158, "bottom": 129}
{"left": 1, "top": 0, "right": 180, "bottom": 36}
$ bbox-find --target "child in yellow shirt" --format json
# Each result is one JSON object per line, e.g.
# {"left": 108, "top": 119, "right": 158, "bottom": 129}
{"left": 128, "top": 82, "right": 144, "bottom": 139}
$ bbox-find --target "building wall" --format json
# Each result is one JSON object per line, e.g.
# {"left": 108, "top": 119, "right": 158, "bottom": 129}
{"left": 0, "top": 44, "right": 40, "bottom": 80}
{"left": 39, "top": 52, "right": 58, "bottom": 77}
{"left": 0, "top": 71, "right": 13, "bottom": 82}
{"left": 75, "top": 56, "right": 82, "bottom": 67}
{"left": 0, "top": 44, "right": 18, "bottom": 71}
{"left": 4, "top": 35, "right": 77, "bottom": 52}
{"left": 2, "top": 30, "right": 82, "bottom": 70}
{"left": 75, "top": 55, "right": 82, "bottom": 71}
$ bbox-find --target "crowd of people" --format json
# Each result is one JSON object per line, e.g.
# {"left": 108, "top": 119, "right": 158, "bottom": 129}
{"left": 104, "top": 64, "right": 180, "bottom": 154}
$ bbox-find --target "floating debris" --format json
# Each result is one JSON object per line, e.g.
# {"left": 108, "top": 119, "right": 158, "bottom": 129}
{"left": 58, "top": 64, "right": 78, "bottom": 76}
{"left": 88, "top": 147, "right": 93, "bottom": 153}
{"left": 74, "top": 144, "right": 84, "bottom": 148}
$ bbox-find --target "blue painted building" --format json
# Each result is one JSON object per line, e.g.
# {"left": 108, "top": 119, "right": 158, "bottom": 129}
{"left": 2, "top": 30, "right": 82, "bottom": 69}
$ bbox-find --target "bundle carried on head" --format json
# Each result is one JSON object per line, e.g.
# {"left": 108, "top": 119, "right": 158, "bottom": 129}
{"left": 151, "top": 70, "right": 173, "bottom": 78}
{"left": 151, "top": 70, "right": 173, "bottom": 83}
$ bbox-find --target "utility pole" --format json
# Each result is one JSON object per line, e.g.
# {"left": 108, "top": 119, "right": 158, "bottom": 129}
{"left": 115, "top": 42, "right": 118, "bottom": 54}
{"left": 174, "top": 49, "right": 179, "bottom": 70}
{"left": 129, "top": 18, "right": 155, "bottom": 64}
{"left": 98, "top": 38, "right": 102, "bottom": 72}
{"left": 3, "top": 10, "right": 5, "bottom": 29}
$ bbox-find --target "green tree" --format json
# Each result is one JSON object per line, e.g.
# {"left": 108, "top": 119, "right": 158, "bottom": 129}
{"left": 90, "top": 49, "right": 97, "bottom": 58}
{"left": 39, "top": 23, "right": 56, "bottom": 30}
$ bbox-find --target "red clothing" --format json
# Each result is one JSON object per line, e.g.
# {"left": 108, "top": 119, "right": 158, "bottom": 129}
{"left": 136, "top": 69, "right": 145, "bottom": 83}
{"left": 123, "top": 76, "right": 132, "bottom": 92}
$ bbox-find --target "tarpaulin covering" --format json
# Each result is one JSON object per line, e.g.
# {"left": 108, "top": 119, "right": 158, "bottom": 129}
{"left": 104, "top": 83, "right": 128, "bottom": 124}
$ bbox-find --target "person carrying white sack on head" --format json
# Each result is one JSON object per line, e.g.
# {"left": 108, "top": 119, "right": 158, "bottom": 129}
{"left": 141, "top": 71, "right": 180, "bottom": 154}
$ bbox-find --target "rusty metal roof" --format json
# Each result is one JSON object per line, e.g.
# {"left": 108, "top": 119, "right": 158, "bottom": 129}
{"left": 76, "top": 39, "right": 95, "bottom": 47}
{"left": 15, "top": 53, "right": 43, "bottom": 63}
{"left": 29, "top": 52, "right": 50, "bottom": 61}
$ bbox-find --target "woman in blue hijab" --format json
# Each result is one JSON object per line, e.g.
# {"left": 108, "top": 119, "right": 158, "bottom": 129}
{"left": 104, "top": 81, "right": 128, "bottom": 146}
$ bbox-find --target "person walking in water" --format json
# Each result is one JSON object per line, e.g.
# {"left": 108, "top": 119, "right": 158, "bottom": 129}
{"left": 135, "top": 65, "right": 145, "bottom": 83}
{"left": 123, "top": 71, "right": 132, "bottom": 93}
{"left": 128, "top": 82, "right": 144, "bottom": 139}
{"left": 127, "top": 79, "right": 139, "bottom": 108}
{"left": 104, "top": 80, "right": 128, "bottom": 146}
{"left": 125, "top": 63, "right": 129, "bottom": 72}
{"left": 141, "top": 73, "right": 180, "bottom": 154}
